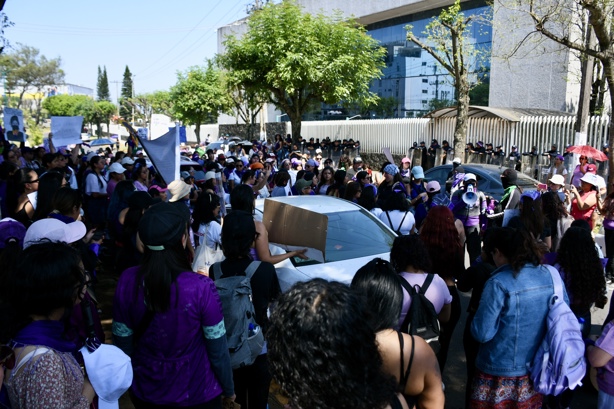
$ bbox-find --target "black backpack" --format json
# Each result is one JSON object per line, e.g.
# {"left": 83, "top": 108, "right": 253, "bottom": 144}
{"left": 399, "top": 274, "right": 440, "bottom": 352}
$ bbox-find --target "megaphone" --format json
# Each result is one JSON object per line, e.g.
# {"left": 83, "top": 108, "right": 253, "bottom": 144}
{"left": 462, "top": 184, "right": 478, "bottom": 206}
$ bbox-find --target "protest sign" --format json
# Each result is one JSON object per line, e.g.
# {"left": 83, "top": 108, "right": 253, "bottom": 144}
{"left": 4, "top": 108, "right": 26, "bottom": 142}
{"left": 51, "top": 116, "right": 83, "bottom": 147}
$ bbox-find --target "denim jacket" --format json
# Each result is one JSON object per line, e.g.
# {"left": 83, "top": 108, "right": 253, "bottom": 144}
{"left": 471, "top": 263, "right": 569, "bottom": 377}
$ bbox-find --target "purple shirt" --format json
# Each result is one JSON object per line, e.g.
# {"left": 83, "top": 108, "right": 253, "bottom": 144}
{"left": 595, "top": 320, "right": 614, "bottom": 395}
{"left": 113, "top": 267, "right": 226, "bottom": 405}
{"left": 398, "top": 272, "right": 452, "bottom": 328}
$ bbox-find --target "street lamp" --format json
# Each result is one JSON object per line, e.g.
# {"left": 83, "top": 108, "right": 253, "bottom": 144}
{"left": 276, "top": 113, "right": 288, "bottom": 122}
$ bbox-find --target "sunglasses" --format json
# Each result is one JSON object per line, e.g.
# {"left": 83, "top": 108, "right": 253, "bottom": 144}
{"left": 0, "top": 345, "right": 15, "bottom": 370}
{"left": 580, "top": 157, "right": 587, "bottom": 160}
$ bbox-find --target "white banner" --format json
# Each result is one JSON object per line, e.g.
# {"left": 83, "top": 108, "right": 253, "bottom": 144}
{"left": 51, "top": 116, "right": 84, "bottom": 147}
{"left": 3, "top": 107, "right": 26, "bottom": 142}
{"left": 150, "top": 114, "right": 171, "bottom": 140}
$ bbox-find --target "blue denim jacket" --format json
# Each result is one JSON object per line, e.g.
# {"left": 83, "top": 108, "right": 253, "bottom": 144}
{"left": 471, "top": 263, "right": 568, "bottom": 377}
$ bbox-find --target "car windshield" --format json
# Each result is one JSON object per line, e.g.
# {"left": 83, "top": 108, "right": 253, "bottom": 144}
{"left": 288, "top": 208, "right": 395, "bottom": 265}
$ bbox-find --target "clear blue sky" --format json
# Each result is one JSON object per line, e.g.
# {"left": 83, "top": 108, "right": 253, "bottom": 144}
{"left": 4, "top": 0, "right": 250, "bottom": 101}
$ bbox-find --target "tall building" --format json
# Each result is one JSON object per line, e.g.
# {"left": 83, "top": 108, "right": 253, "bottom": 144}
{"left": 217, "top": 0, "right": 579, "bottom": 122}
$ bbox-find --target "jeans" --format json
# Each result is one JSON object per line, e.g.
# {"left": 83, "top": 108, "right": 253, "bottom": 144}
{"left": 599, "top": 390, "right": 614, "bottom": 409}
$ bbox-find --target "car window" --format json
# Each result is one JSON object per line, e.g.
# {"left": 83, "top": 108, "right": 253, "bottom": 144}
{"left": 289, "top": 209, "right": 396, "bottom": 265}
{"left": 425, "top": 168, "right": 450, "bottom": 185}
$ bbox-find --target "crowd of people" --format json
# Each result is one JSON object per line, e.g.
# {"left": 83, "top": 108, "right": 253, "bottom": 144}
{"left": 0, "top": 131, "right": 613, "bottom": 409}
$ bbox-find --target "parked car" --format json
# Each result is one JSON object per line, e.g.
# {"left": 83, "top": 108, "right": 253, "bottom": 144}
{"left": 254, "top": 195, "right": 396, "bottom": 292}
{"left": 423, "top": 164, "right": 539, "bottom": 200}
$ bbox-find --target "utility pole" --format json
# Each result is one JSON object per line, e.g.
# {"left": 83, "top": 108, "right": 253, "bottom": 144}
{"left": 131, "top": 74, "right": 135, "bottom": 126}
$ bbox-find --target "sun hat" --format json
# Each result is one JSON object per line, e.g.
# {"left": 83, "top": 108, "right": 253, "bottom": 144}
{"left": 24, "top": 218, "right": 86, "bottom": 249}
{"left": 383, "top": 164, "right": 399, "bottom": 176}
{"left": 580, "top": 173, "right": 600, "bottom": 187}
{"left": 80, "top": 344, "right": 133, "bottom": 409}
{"left": 426, "top": 181, "right": 441, "bottom": 193}
{"left": 549, "top": 174, "right": 565, "bottom": 186}
{"left": 411, "top": 166, "right": 425, "bottom": 179}
{"left": 0, "top": 218, "right": 26, "bottom": 249}
{"left": 167, "top": 180, "right": 191, "bottom": 202}
{"left": 464, "top": 173, "right": 477, "bottom": 182}
{"left": 120, "top": 157, "right": 135, "bottom": 165}
{"left": 108, "top": 163, "right": 125, "bottom": 174}
{"left": 138, "top": 202, "right": 187, "bottom": 251}
{"left": 204, "top": 171, "right": 216, "bottom": 181}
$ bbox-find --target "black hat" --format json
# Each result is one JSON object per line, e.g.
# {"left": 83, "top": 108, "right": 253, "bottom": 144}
{"left": 138, "top": 202, "right": 187, "bottom": 251}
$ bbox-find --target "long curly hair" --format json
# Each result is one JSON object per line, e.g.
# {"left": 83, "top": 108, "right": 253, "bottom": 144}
{"left": 556, "top": 227, "right": 607, "bottom": 313}
{"left": 420, "top": 206, "right": 464, "bottom": 280}
{"left": 267, "top": 279, "right": 397, "bottom": 409}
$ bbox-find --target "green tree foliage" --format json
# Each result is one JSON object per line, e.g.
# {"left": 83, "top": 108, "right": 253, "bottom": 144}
{"left": 0, "top": 43, "right": 64, "bottom": 124}
{"left": 469, "top": 82, "right": 489, "bottom": 106}
{"left": 407, "top": 0, "right": 489, "bottom": 160}
{"left": 129, "top": 91, "right": 174, "bottom": 125}
{"left": 43, "top": 95, "right": 115, "bottom": 136}
{"left": 97, "top": 65, "right": 110, "bottom": 101}
{"left": 222, "top": 66, "right": 268, "bottom": 140}
{"left": 43, "top": 94, "right": 90, "bottom": 116}
{"left": 170, "top": 61, "right": 230, "bottom": 144}
{"left": 219, "top": 1, "right": 385, "bottom": 143}
{"left": 120, "top": 65, "right": 133, "bottom": 119}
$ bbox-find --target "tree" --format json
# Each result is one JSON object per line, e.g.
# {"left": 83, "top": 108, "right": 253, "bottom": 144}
{"left": 129, "top": 90, "right": 174, "bottom": 125}
{"left": 406, "top": 0, "right": 488, "bottom": 160}
{"left": 223, "top": 67, "right": 268, "bottom": 140}
{"left": 170, "top": 61, "right": 231, "bottom": 144}
{"left": 97, "top": 65, "right": 110, "bottom": 101}
{"left": 219, "top": 1, "right": 385, "bottom": 143}
{"left": 119, "top": 66, "right": 133, "bottom": 119}
{"left": 43, "top": 94, "right": 90, "bottom": 116}
{"left": 517, "top": 0, "right": 614, "bottom": 188}
{"left": 0, "top": 43, "right": 64, "bottom": 122}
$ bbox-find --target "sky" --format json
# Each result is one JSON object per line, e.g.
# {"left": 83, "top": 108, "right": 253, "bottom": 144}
{"left": 4, "top": 0, "right": 250, "bottom": 102}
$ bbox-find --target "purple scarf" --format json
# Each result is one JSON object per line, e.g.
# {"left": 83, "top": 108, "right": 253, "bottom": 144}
{"left": 12, "top": 320, "right": 76, "bottom": 353}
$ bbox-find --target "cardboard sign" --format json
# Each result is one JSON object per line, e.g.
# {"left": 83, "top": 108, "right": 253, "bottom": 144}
{"left": 51, "top": 116, "right": 83, "bottom": 146}
{"left": 4, "top": 107, "right": 26, "bottom": 142}
{"left": 262, "top": 199, "right": 328, "bottom": 261}
{"left": 382, "top": 147, "right": 395, "bottom": 164}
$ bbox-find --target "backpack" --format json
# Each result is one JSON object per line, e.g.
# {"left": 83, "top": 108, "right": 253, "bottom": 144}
{"left": 212, "top": 261, "right": 265, "bottom": 369}
{"left": 385, "top": 210, "right": 410, "bottom": 236}
{"left": 399, "top": 274, "right": 440, "bottom": 352}
{"left": 527, "top": 265, "right": 586, "bottom": 396}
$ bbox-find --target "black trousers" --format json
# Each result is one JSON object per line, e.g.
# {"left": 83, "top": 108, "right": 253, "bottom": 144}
{"left": 233, "top": 353, "right": 271, "bottom": 409}
{"left": 437, "top": 285, "right": 461, "bottom": 373}
{"left": 465, "top": 226, "right": 481, "bottom": 265}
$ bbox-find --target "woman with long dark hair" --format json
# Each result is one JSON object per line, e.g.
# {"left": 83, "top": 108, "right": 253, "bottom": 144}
{"left": 379, "top": 183, "right": 415, "bottom": 235}
{"left": 377, "top": 163, "right": 403, "bottom": 208}
{"left": 12, "top": 168, "right": 38, "bottom": 227}
{"left": 542, "top": 191, "right": 573, "bottom": 252}
{"left": 268, "top": 279, "right": 408, "bottom": 409}
{"left": 0, "top": 242, "right": 95, "bottom": 407}
{"left": 470, "top": 228, "right": 556, "bottom": 409}
{"left": 192, "top": 192, "right": 222, "bottom": 250}
{"left": 419, "top": 205, "right": 465, "bottom": 372}
{"left": 32, "top": 170, "right": 66, "bottom": 222}
{"left": 315, "top": 166, "right": 334, "bottom": 195}
{"left": 326, "top": 169, "right": 348, "bottom": 198}
{"left": 113, "top": 202, "right": 235, "bottom": 408}
{"left": 132, "top": 162, "right": 150, "bottom": 192}
{"left": 507, "top": 191, "right": 551, "bottom": 249}
{"left": 351, "top": 258, "right": 444, "bottom": 408}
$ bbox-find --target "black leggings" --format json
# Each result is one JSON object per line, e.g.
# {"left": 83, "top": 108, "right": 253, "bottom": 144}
{"left": 437, "top": 285, "right": 461, "bottom": 373}
{"left": 233, "top": 353, "right": 272, "bottom": 409}
{"left": 605, "top": 228, "right": 614, "bottom": 278}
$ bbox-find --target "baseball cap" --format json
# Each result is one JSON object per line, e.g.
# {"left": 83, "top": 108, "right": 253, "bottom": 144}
{"left": 138, "top": 202, "right": 187, "bottom": 250}
{"left": 0, "top": 218, "right": 26, "bottom": 249}
{"left": 108, "top": 163, "right": 125, "bottom": 174}
{"left": 86, "top": 152, "right": 98, "bottom": 162}
{"left": 80, "top": 344, "right": 133, "bottom": 409}
{"left": 295, "top": 178, "right": 312, "bottom": 192}
{"left": 204, "top": 171, "right": 216, "bottom": 181}
{"left": 24, "top": 218, "right": 86, "bottom": 249}
{"left": 226, "top": 157, "right": 235, "bottom": 164}
{"left": 353, "top": 157, "right": 363, "bottom": 164}
{"left": 549, "top": 174, "right": 565, "bottom": 186}
{"left": 411, "top": 166, "right": 425, "bottom": 180}
{"left": 452, "top": 158, "right": 462, "bottom": 164}
{"left": 167, "top": 180, "right": 191, "bottom": 202}
{"left": 217, "top": 154, "right": 226, "bottom": 160}
{"left": 401, "top": 157, "right": 411, "bottom": 164}
{"left": 120, "top": 157, "right": 135, "bottom": 165}
{"left": 426, "top": 181, "right": 441, "bottom": 193}
{"left": 464, "top": 173, "right": 477, "bottom": 182}
{"left": 586, "top": 164, "right": 597, "bottom": 174}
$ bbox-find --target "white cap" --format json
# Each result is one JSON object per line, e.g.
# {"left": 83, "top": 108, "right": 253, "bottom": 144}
{"left": 204, "top": 171, "right": 216, "bottom": 181}
{"left": 86, "top": 152, "right": 98, "bottom": 162}
{"left": 453, "top": 158, "right": 461, "bottom": 164}
{"left": 549, "top": 174, "right": 565, "bottom": 186}
{"left": 120, "top": 157, "right": 135, "bottom": 165}
{"left": 108, "top": 163, "right": 125, "bottom": 174}
{"left": 80, "top": 344, "right": 133, "bottom": 409}
{"left": 463, "top": 173, "right": 477, "bottom": 182}
{"left": 24, "top": 218, "right": 86, "bottom": 249}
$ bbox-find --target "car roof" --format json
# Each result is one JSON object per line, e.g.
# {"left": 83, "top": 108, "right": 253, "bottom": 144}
{"left": 255, "top": 195, "right": 362, "bottom": 214}
{"left": 427, "top": 164, "right": 538, "bottom": 182}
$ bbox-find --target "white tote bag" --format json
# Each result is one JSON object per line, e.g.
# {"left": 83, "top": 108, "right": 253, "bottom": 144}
{"left": 192, "top": 224, "right": 225, "bottom": 276}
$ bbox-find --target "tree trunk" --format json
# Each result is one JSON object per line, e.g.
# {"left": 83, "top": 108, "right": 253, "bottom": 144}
{"left": 453, "top": 77, "right": 470, "bottom": 162}
{"left": 194, "top": 120, "right": 201, "bottom": 144}
{"left": 604, "top": 59, "right": 614, "bottom": 194}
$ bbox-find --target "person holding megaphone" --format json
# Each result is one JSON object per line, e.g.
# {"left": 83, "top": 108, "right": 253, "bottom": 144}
{"left": 451, "top": 173, "right": 487, "bottom": 264}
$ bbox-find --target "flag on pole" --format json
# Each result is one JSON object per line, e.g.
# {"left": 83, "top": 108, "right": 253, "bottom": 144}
{"left": 137, "top": 125, "right": 180, "bottom": 185}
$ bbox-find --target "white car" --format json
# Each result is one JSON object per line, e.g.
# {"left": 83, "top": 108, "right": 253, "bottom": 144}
{"left": 254, "top": 195, "right": 396, "bottom": 292}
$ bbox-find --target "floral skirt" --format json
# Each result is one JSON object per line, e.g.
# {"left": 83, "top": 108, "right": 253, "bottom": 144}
{"left": 469, "top": 370, "right": 543, "bottom": 409}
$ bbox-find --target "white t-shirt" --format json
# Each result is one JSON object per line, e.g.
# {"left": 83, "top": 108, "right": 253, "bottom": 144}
{"left": 398, "top": 272, "right": 452, "bottom": 327}
{"left": 85, "top": 172, "right": 108, "bottom": 195}
{"left": 379, "top": 210, "right": 415, "bottom": 235}
{"left": 197, "top": 221, "right": 222, "bottom": 250}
